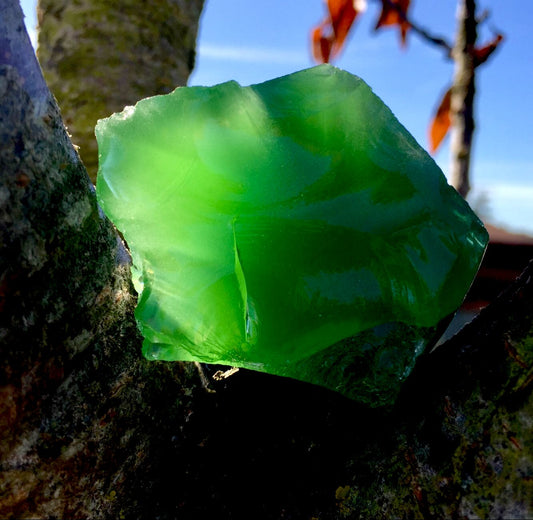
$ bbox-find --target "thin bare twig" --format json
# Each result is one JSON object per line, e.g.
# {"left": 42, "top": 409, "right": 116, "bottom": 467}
{"left": 477, "top": 8, "right": 490, "bottom": 25}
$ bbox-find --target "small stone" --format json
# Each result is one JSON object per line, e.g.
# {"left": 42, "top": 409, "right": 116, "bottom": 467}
{"left": 95, "top": 65, "right": 488, "bottom": 405}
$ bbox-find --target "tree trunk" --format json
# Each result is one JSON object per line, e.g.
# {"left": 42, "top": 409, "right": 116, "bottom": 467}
{"left": 36, "top": 0, "right": 205, "bottom": 182}
{"left": 0, "top": 2, "right": 205, "bottom": 517}
{"left": 450, "top": 0, "right": 477, "bottom": 198}
{"left": 1, "top": 2, "right": 532, "bottom": 518}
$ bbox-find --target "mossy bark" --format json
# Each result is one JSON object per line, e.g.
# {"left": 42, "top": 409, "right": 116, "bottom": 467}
{"left": 0, "top": 2, "right": 203, "bottom": 517}
{"left": 36, "top": 0, "right": 205, "bottom": 182}
{"left": 1, "top": 2, "right": 532, "bottom": 518}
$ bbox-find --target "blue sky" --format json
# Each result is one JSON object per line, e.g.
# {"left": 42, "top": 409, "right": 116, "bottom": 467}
{"left": 21, "top": 0, "right": 533, "bottom": 235}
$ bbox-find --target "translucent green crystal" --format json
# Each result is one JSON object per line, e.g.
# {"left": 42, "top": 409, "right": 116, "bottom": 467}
{"left": 95, "top": 64, "right": 488, "bottom": 405}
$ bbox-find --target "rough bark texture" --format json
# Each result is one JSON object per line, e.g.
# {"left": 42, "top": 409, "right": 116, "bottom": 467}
{"left": 36, "top": 0, "right": 205, "bottom": 182}
{"left": 1, "top": 2, "right": 532, "bottom": 519}
{"left": 0, "top": 2, "right": 202, "bottom": 517}
{"left": 450, "top": 0, "right": 477, "bottom": 198}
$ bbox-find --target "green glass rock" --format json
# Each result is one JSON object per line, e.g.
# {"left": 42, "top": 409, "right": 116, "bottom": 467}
{"left": 95, "top": 64, "right": 488, "bottom": 406}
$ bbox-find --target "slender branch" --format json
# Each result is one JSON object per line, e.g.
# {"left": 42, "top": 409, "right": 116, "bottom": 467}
{"left": 449, "top": 0, "right": 477, "bottom": 198}
{"left": 477, "top": 8, "right": 490, "bottom": 25}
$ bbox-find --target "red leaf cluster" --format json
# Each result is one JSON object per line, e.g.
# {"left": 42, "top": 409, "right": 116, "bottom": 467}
{"left": 311, "top": 2, "right": 504, "bottom": 154}
{"left": 312, "top": 0, "right": 411, "bottom": 63}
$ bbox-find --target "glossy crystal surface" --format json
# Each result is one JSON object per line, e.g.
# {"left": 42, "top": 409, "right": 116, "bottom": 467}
{"left": 96, "top": 65, "right": 488, "bottom": 405}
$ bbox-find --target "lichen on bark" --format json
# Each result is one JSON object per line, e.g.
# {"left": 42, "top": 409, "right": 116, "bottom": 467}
{"left": 0, "top": 60, "right": 132, "bottom": 517}
{"left": 0, "top": 58, "right": 207, "bottom": 520}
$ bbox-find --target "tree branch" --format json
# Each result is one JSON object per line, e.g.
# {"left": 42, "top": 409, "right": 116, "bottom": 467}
{"left": 449, "top": 0, "right": 477, "bottom": 197}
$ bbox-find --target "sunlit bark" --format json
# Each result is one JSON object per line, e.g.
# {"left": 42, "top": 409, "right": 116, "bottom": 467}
{"left": 450, "top": 0, "right": 477, "bottom": 198}
{"left": 37, "top": 0, "right": 205, "bottom": 181}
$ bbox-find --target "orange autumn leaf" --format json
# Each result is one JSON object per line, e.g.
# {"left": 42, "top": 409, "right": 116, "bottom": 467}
{"left": 311, "top": 0, "right": 366, "bottom": 63}
{"left": 328, "top": 0, "right": 359, "bottom": 51}
{"left": 429, "top": 87, "right": 452, "bottom": 154}
{"left": 312, "top": 26, "right": 334, "bottom": 63}
{"left": 474, "top": 33, "right": 504, "bottom": 67}
{"left": 375, "top": 0, "right": 411, "bottom": 47}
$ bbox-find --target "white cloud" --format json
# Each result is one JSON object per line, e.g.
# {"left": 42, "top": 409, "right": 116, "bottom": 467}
{"left": 473, "top": 159, "right": 533, "bottom": 179}
{"left": 483, "top": 182, "right": 533, "bottom": 200}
